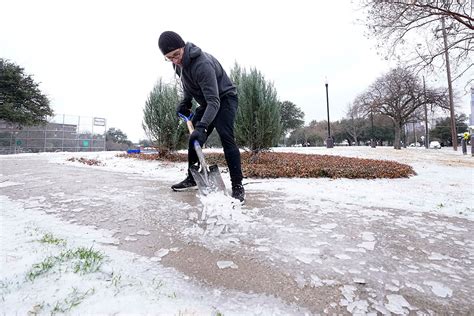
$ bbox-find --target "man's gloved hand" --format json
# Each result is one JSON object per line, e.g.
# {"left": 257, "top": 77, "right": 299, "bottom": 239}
{"left": 176, "top": 103, "right": 191, "bottom": 117}
{"left": 189, "top": 122, "right": 208, "bottom": 147}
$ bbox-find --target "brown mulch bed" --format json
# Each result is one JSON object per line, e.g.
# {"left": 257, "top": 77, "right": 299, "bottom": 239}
{"left": 118, "top": 151, "right": 416, "bottom": 179}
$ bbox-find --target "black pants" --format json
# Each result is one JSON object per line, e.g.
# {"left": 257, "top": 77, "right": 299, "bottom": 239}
{"left": 189, "top": 94, "right": 243, "bottom": 186}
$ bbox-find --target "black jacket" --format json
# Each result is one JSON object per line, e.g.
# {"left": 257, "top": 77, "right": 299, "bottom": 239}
{"left": 175, "top": 42, "right": 236, "bottom": 126}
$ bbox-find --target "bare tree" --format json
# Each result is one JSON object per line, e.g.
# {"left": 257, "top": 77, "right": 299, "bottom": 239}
{"left": 358, "top": 67, "right": 447, "bottom": 149}
{"left": 360, "top": 1, "right": 472, "bottom": 151}
{"left": 360, "top": 0, "right": 473, "bottom": 82}
{"left": 288, "top": 120, "right": 327, "bottom": 146}
{"left": 343, "top": 102, "right": 366, "bottom": 145}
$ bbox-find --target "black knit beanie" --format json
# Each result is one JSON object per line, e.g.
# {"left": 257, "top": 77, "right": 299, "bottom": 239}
{"left": 158, "top": 31, "right": 185, "bottom": 55}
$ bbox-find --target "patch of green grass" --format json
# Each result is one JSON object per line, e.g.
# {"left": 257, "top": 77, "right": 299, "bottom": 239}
{"left": 110, "top": 272, "right": 122, "bottom": 287}
{"left": 39, "top": 233, "right": 66, "bottom": 246}
{"left": 27, "top": 256, "right": 57, "bottom": 281}
{"left": 71, "top": 247, "right": 104, "bottom": 274}
{"left": 55, "top": 247, "right": 104, "bottom": 273}
{"left": 26, "top": 247, "right": 104, "bottom": 281}
{"left": 51, "top": 287, "right": 95, "bottom": 314}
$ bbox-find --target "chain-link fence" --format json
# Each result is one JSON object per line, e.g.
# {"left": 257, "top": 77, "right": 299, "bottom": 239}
{"left": 0, "top": 115, "right": 106, "bottom": 154}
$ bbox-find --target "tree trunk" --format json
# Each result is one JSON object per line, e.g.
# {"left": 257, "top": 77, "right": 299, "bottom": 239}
{"left": 394, "top": 122, "right": 402, "bottom": 150}
{"left": 250, "top": 150, "right": 260, "bottom": 164}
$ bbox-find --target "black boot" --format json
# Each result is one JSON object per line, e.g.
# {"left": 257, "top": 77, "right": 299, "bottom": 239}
{"left": 171, "top": 174, "right": 196, "bottom": 191}
{"left": 231, "top": 184, "right": 245, "bottom": 202}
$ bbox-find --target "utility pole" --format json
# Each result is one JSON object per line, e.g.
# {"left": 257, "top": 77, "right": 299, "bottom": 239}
{"left": 423, "top": 76, "right": 429, "bottom": 149}
{"left": 441, "top": 17, "right": 457, "bottom": 151}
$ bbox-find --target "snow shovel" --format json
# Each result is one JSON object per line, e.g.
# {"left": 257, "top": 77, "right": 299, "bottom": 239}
{"left": 178, "top": 113, "right": 226, "bottom": 196}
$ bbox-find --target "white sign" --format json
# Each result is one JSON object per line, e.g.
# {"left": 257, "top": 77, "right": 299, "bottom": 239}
{"left": 93, "top": 117, "right": 106, "bottom": 126}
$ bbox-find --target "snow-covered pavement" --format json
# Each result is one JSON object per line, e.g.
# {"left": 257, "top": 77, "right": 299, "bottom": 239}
{"left": 1, "top": 147, "right": 473, "bottom": 314}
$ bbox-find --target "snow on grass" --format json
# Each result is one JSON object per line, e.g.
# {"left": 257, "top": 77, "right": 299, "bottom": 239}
{"left": 0, "top": 196, "right": 305, "bottom": 315}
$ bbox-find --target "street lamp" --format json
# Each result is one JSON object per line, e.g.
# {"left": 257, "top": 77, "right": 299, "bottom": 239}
{"left": 325, "top": 77, "right": 334, "bottom": 148}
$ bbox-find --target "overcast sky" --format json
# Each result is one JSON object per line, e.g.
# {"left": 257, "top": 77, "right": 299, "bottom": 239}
{"left": 1, "top": 0, "right": 471, "bottom": 142}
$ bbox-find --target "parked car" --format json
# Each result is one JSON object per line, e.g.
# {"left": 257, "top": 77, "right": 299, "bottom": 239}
{"left": 429, "top": 141, "right": 441, "bottom": 149}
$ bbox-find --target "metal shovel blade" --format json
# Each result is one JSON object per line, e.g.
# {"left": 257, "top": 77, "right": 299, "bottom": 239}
{"left": 189, "top": 164, "right": 226, "bottom": 196}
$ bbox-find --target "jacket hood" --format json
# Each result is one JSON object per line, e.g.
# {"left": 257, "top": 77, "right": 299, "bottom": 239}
{"left": 182, "top": 42, "right": 202, "bottom": 68}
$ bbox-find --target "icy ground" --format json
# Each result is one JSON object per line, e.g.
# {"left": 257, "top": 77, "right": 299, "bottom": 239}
{"left": 1, "top": 146, "right": 473, "bottom": 314}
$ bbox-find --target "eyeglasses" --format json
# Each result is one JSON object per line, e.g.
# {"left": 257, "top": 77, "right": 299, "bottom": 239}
{"left": 164, "top": 48, "right": 182, "bottom": 62}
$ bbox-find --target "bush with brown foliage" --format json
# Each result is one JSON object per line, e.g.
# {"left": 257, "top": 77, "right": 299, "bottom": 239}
{"left": 119, "top": 151, "right": 416, "bottom": 179}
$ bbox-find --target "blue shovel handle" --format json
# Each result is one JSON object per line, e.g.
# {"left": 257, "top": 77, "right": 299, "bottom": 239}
{"left": 178, "top": 112, "right": 201, "bottom": 150}
{"left": 178, "top": 112, "right": 194, "bottom": 122}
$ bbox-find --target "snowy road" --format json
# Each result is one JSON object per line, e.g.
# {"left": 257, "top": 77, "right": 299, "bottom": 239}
{"left": 1, "top": 148, "right": 473, "bottom": 314}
